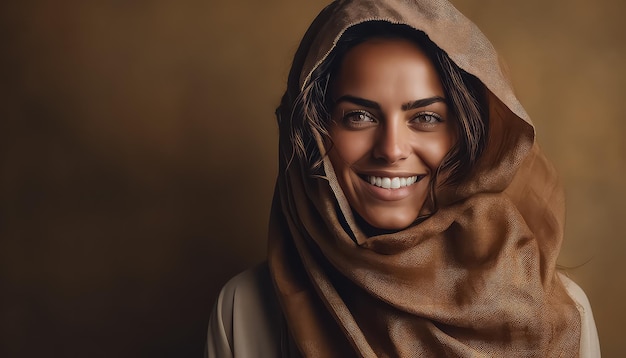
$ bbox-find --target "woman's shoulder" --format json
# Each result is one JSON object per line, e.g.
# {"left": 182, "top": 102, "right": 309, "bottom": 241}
{"left": 558, "top": 272, "right": 602, "bottom": 357}
{"left": 206, "top": 262, "right": 284, "bottom": 358}
{"left": 207, "top": 267, "right": 600, "bottom": 357}
{"left": 219, "top": 262, "right": 273, "bottom": 300}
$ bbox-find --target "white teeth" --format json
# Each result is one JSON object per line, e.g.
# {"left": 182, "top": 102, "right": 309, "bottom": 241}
{"left": 365, "top": 175, "right": 420, "bottom": 189}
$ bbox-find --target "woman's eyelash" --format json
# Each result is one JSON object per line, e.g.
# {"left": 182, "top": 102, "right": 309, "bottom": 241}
{"left": 338, "top": 110, "right": 443, "bottom": 128}
{"left": 343, "top": 110, "right": 376, "bottom": 123}
{"left": 412, "top": 111, "right": 443, "bottom": 124}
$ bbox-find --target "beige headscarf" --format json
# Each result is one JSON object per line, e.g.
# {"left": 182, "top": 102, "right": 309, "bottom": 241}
{"left": 268, "top": 0, "right": 581, "bottom": 356}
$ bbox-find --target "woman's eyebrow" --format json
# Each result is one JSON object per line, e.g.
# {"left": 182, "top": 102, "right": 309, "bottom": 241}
{"left": 333, "top": 95, "right": 446, "bottom": 111}
{"left": 401, "top": 96, "right": 446, "bottom": 111}
{"left": 333, "top": 95, "right": 381, "bottom": 110}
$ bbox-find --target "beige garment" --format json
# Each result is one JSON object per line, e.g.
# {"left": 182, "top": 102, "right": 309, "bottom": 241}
{"left": 205, "top": 264, "right": 601, "bottom": 358}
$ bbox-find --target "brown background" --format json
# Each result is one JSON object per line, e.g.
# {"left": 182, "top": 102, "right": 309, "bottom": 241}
{"left": 1, "top": 0, "right": 624, "bottom": 357}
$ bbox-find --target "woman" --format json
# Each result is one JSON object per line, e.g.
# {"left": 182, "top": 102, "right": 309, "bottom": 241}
{"left": 207, "top": 0, "right": 600, "bottom": 356}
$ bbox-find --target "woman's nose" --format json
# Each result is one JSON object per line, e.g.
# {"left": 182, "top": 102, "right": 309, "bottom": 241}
{"left": 373, "top": 121, "right": 411, "bottom": 164}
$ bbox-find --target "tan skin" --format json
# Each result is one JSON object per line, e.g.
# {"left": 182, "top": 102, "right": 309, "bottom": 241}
{"left": 328, "top": 38, "right": 457, "bottom": 231}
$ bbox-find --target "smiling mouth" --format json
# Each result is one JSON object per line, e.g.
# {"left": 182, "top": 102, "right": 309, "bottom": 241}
{"left": 360, "top": 175, "right": 425, "bottom": 189}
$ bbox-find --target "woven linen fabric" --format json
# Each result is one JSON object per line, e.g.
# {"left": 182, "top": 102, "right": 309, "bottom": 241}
{"left": 268, "top": 0, "right": 581, "bottom": 356}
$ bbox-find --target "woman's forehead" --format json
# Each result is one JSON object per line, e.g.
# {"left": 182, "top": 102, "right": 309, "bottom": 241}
{"left": 332, "top": 38, "right": 445, "bottom": 104}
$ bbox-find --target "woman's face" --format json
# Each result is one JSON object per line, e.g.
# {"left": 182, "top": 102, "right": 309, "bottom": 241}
{"left": 328, "top": 38, "right": 456, "bottom": 231}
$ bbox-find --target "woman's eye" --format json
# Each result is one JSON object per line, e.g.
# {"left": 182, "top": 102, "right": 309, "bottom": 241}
{"left": 411, "top": 112, "right": 443, "bottom": 127}
{"left": 342, "top": 111, "right": 376, "bottom": 128}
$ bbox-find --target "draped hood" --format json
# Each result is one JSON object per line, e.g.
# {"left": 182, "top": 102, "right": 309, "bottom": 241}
{"left": 268, "top": 0, "right": 581, "bottom": 356}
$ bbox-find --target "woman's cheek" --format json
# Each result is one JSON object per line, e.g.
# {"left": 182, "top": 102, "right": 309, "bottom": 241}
{"left": 332, "top": 130, "right": 373, "bottom": 163}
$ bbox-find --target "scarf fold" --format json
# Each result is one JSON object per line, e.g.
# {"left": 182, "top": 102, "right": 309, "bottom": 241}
{"left": 268, "top": 0, "right": 581, "bottom": 356}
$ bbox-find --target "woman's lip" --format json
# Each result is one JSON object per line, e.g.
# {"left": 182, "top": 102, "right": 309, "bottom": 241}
{"left": 359, "top": 174, "right": 425, "bottom": 189}
{"left": 357, "top": 173, "right": 427, "bottom": 201}
{"left": 357, "top": 170, "right": 423, "bottom": 177}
